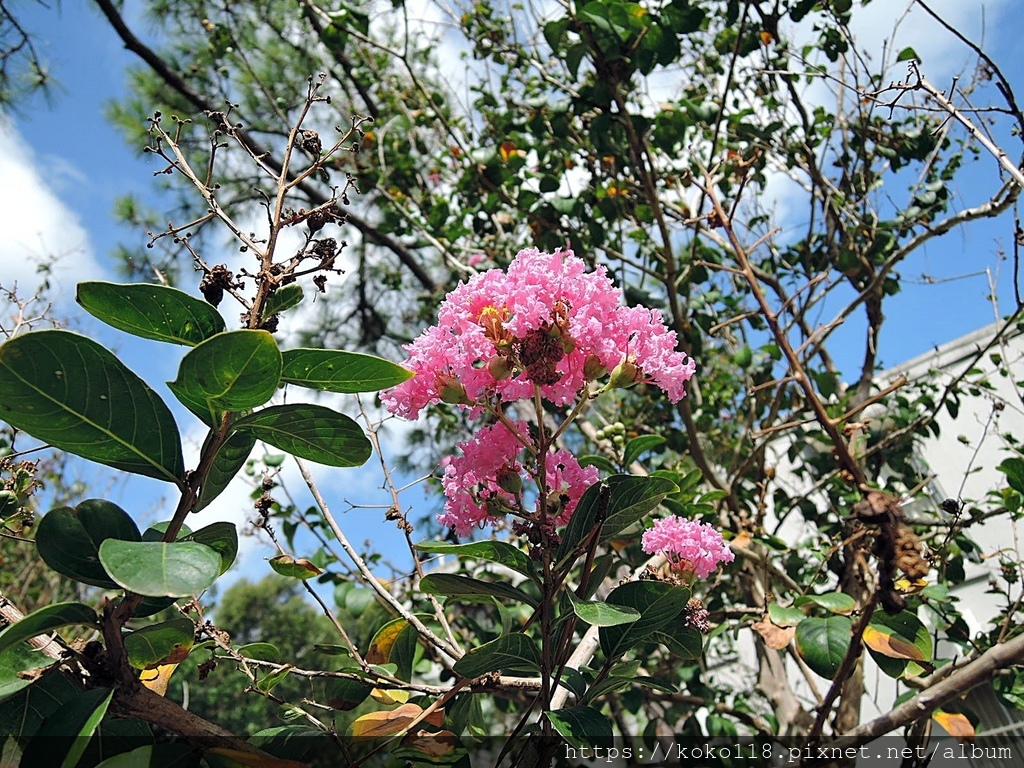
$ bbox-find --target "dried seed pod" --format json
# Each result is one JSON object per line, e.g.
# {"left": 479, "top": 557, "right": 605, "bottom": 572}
{"left": 893, "top": 524, "right": 929, "bottom": 580}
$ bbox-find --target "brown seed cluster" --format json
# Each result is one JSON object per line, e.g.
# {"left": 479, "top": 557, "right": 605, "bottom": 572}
{"left": 852, "top": 490, "right": 929, "bottom": 614}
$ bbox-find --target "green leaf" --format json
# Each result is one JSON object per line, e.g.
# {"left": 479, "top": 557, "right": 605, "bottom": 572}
{"left": 98, "top": 540, "right": 222, "bottom": 597}
{"left": 322, "top": 677, "right": 374, "bottom": 711}
{"left": 622, "top": 435, "right": 666, "bottom": 467}
{"left": 257, "top": 666, "right": 292, "bottom": 694}
{"left": 578, "top": 454, "right": 617, "bottom": 473}
{"left": 566, "top": 590, "right": 640, "bottom": 627}
{"left": 599, "top": 582, "right": 690, "bottom": 660}
{"left": 795, "top": 616, "right": 851, "bottom": 679}
{"left": 269, "top": 554, "right": 324, "bottom": 580}
{"left": 281, "top": 349, "right": 413, "bottom": 393}
{"left": 413, "top": 540, "right": 536, "bottom": 580}
{"left": 195, "top": 431, "right": 256, "bottom": 511}
{"left": 653, "top": 618, "right": 704, "bottom": 659}
{"left": 795, "top": 593, "right": 856, "bottom": 615}
{"left": 184, "top": 522, "right": 238, "bottom": 575}
{"left": 558, "top": 475, "right": 677, "bottom": 562}
{"left": 768, "top": 603, "right": 805, "bottom": 627}
{"left": 232, "top": 404, "right": 371, "bottom": 467}
{"left": 76, "top": 281, "right": 225, "bottom": 346}
{"left": 21, "top": 688, "right": 113, "bottom": 768}
{"left": 264, "top": 284, "right": 305, "bottom": 317}
{"left": 419, "top": 573, "right": 538, "bottom": 607}
{"left": 0, "top": 645, "right": 56, "bottom": 702}
{"left": 124, "top": 618, "right": 195, "bottom": 670}
{"left": 546, "top": 706, "right": 613, "bottom": 749}
{"left": 543, "top": 17, "right": 570, "bottom": 51}
{"left": 999, "top": 457, "right": 1024, "bottom": 496}
{"left": 0, "top": 330, "right": 185, "bottom": 483}
{"left": 168, "top": 330, "right": 282, "bottom": 425}
{"left": 452, "top": 633, "right": 541, "bottom": 677}
{"left": 897, "top": 46, "right": 919, "bottom": 62}
{"left": 35, "top": 500, "right": 141, "bottom": 589}
{"left": 0, "top": 603, "right": 97, "bottom": 655}
{"left": 238, "top": 643, "right": 282, "bottom": 662}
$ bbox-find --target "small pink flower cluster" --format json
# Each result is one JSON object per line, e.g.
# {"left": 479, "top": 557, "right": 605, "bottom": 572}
{"left": 382, "top": 248, "right": 696, "bottom": 419}
{"left": 439, "top": 420, "right": 599, "bottom": 535}
{"left": 641, "top": 515, "right": 734, "bottom": 579}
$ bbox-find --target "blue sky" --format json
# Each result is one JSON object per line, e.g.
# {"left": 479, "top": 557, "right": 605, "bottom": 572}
{"left": 2, "top": 0, "right": 1024, "bottom": 589}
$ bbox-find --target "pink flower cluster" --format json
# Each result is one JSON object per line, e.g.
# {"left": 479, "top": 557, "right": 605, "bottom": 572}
{"left": 439, "top": 420, "right": 599, "bottom": 535}
{"left": 382, "top": 248, "right": 696, "bottom": 418}
{"left": 641, "top": 515, "right": 734, "bottom": 579}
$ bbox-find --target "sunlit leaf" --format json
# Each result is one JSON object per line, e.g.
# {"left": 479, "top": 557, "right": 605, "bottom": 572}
{"left": 168, "top": 330, "right": 282, "bottom": 424}
{"left": 566, "top": 591, "right": 640, "bottom": 627}
{"left": 282, "top": 349, "right": 412, "bottom": 393}
{"left": 413, "top": 540, "right": 535, "bottom": 580}
{"left": 452, "top": 633, "right": 541, "bottom": 678}
{"left": 98, "top": 540, "right": 221, "bottom": 597}
{"left": 419, "top": 573, "right": 537, "bottom": 607}
{"left": 0, "top": 330, "right": 184, "bottom": 483}
{"left": 139, "top": 664, "right": 178, "bottom": 697}
{"left": 76, "top": 281, "right": 224, "bottom": 346}
{"left": 232, "top": 404, "right": 371, "bottom": 467}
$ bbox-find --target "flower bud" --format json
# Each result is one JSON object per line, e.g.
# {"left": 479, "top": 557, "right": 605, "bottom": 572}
{"left": 485, "top": 497, "right": 513, "bottom": 517}
{"left": 583, "top": 354, "right": 607, "bottom": 381}
{"left": 609, "top": 359, "right": 641, "bottom": 390}
{"left": 487, "top": 355, "right": 513, "bottom": 380}
{"left": 495, "top": 467, "right": 523, "bottom": 495}
{"left": 437, "top": 374, "right": 471, "bottom": 405}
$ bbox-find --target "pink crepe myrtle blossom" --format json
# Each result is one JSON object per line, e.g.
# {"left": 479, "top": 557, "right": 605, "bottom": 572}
{"left": 438, "top": 419, "right": 599, "bottom": 535}
{"left": 382, "top": 247, "right": 697, "bottom": 419}
{"left": 641, "top": 515, "right": 734, "bottom": 579}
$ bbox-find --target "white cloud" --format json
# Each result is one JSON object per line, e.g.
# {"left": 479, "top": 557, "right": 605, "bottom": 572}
{"left": 0, "top": 119, "right": 105, "bottom": 306}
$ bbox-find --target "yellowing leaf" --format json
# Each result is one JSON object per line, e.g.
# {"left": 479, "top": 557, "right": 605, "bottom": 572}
{"left": 894, "top": 578, "right": 928, "bottom": 595}
{"left": 751, "top": 616, "right": 795, "bottom": 650}
{"left": 402, "top": 729, "right": 459, "bottom": 758}
{"left": 371, "top": 688, "right": 410, "bottom": 705}
{"left": 139, "top": 663, "right": 178, "bottom": 696}
{"left": 759, "top": 30, "right": 774, "bottom": 45}
{"left": 366, "top": 618, "right": 409, "bottom": 665}
{"left": 206, "top": 747, "right": 309, "bottom": 767}
{"left": 349, "top": 703, "right": 425, "bottom": 739}
{"left": 933, "top": 710, "right": 975, "bottom": 740}
{"left": 863, "top": 625, "right": 926, "bottom": 661}
{"left": 731, "top": 531, "right": 752, "bottom": 549}
{"left": 268, "top": 555, "right": 323, "bottom": 580}
{"left": 499, "top": 141, "right": 519, "bottom": 163}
